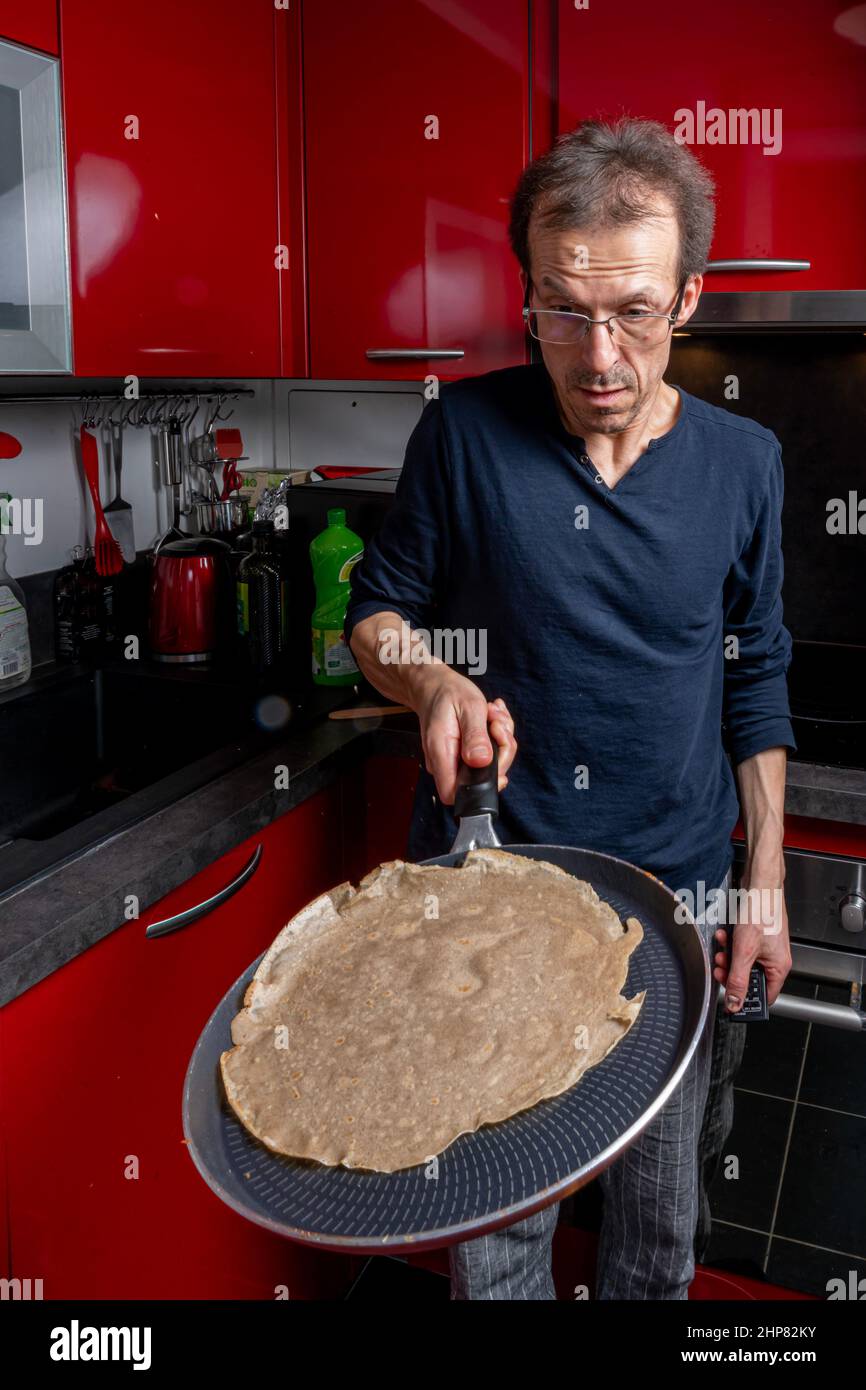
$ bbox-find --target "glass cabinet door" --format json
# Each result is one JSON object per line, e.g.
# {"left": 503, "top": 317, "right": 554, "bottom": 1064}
{"left": 0, "top": 39, "right": 71, "bottom": 372}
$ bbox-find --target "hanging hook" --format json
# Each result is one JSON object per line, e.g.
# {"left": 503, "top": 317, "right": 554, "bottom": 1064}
{"left": 80, "top": 394, "right": 98, "bottom": 430}
{"left": 120, "top": 395, "right": 139, "bottom": 429}
{"left": 212, "top": 392, "right": 235, "bottom": 424}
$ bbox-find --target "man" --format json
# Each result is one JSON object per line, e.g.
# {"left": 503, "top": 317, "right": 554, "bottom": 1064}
{"left": 345, "top": 117, "right": 794, "bottom": 1299}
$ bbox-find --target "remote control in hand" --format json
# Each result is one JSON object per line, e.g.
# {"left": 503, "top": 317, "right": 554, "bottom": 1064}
{"left": 723, "top": 916, "right": 770, "bottom": 1022}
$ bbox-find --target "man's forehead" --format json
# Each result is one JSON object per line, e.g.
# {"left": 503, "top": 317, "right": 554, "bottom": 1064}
{"left": 528, "top": 204, "right": 679, "bottom": 283}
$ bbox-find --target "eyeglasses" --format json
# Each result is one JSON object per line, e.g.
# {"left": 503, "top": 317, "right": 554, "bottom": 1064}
{"left": 523, "top": 280, "right": 687, "bottom": 347}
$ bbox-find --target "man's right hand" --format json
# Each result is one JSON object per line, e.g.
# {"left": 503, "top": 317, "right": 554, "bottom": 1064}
{"left": 348, "top": 611, "right": 518, "bottom": 805}
{"left": 416, "top": 673, "right": 518, "bottom": 806}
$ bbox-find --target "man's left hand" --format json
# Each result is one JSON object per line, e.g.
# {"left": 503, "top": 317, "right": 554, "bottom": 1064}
{"left": 712, "top": 871, "right": 792, "bottom": 1011}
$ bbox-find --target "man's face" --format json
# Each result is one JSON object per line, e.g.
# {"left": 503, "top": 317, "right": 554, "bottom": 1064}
{"left": 524, "top": 201, "right": 701, "bottom": 435}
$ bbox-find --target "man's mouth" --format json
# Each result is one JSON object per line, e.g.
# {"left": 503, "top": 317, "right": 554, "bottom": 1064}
{"left": 576, "top": 386, "right": 628, "bottom": 405}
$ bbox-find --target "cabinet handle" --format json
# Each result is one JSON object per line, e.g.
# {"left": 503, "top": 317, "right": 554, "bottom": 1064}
{"left": 704, "top": 259, "right": 810, "bottom": 272}
{"left": 145, "top": 845, "right": 263, "bottom": 939}
{"left": 365, "top": 348, "right": 465, "bottom": 360}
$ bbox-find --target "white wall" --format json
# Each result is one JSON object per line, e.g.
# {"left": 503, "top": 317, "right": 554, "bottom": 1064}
{"left": 0, "top": 379, "right": 424, "bottom": 578}
{"left": 0, "top": 381, "right": 277, "bottom": 577}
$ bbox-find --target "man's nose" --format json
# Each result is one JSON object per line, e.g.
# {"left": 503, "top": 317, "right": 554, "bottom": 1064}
{"left": 576, "top": 321, "right": 620, "bottom": 374}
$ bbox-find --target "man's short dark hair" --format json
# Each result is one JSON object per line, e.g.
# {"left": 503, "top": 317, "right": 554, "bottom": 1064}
{"left": 509, "top": 117, "right": 716, "bottom": 287}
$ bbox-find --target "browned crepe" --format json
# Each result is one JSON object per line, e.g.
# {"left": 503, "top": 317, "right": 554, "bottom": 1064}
{"left": 220, "top": 849, "right": 645, "bottom": 1173}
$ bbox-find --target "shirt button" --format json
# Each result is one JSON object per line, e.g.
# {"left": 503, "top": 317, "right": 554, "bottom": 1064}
{"left": 579, "top": 453, "right": 589, "bottom": 462}
{"left": 594, "top": 474, "right": 603, "bottom": 484}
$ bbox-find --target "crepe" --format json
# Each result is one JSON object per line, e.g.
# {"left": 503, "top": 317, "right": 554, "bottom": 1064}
{"left": 220, "top": 849, "right": 645, "bottom": 1173}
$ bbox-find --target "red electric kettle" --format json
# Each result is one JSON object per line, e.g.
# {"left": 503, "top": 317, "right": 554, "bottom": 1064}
{"left": 149, "top": 536, "right": 233, "bottom": 663}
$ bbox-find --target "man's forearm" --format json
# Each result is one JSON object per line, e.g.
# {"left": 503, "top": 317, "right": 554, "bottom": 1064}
{"left": 348, "top": 612, "right": 449, "bottom": 709}
{"left": 734, "top": 746, "right": 787, "bottom": 882}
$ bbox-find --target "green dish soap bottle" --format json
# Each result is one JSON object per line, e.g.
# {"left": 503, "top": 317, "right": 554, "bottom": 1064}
{"left": 310, "top": 508, "right": 363, "bottom": 686}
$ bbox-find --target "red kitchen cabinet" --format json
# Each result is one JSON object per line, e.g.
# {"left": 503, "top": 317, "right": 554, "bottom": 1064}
{"left": 303, "top": 0, "right": 529, "bottom": 381}
{"left": 555, "top": 0, "right": 866, "bottom": 293}
{"left": 0, "top": 1, "right": 58, "bottom": 53}
{"left": 341, "top": 753, "right": 422, "bottom": 881}
{"left": 59, "top": 0, "right": 304, "bottom": 377}
{"left": 1, "top": 784, "right": 357, "bottom": 1300}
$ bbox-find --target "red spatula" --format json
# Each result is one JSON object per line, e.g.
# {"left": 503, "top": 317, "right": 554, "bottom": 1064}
{"left": 80, "top": 425, "right": 123, "bottom": 577}
{"left": 0, "top": 432, "right": 22, "bottom": 459}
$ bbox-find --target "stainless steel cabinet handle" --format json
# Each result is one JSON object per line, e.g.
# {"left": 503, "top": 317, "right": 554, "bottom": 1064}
{"left": 704, "top": 259, "right": 811, "bottom": 272}
{"left": 146, "top": 845, "right": 263, "bottom": 939}
{"left": 365, "top": 348, "right": 465, "bottom": 360}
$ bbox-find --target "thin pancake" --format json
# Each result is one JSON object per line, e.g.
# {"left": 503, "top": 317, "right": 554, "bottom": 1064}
{"left": 220, "top": 849, "right": 645, "bottom": 1172}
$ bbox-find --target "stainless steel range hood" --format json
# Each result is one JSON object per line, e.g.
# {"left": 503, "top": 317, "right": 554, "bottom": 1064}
{"left": 689, "top": 262, "right": 866, "bottom": 331}
{"left": 689, "top": 290, "right": 866, "bottom": 331}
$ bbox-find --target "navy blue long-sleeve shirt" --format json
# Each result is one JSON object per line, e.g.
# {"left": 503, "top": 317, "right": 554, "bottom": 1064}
{"left": 345, "top": 363, "right": 796, "bottom": 901}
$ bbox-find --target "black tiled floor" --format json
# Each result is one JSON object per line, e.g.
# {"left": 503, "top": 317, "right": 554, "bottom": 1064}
{"left": 773, "top": 1105, "right": 866, "bottom": 1256}
{"left": 706, "top": 1090, "right": 792, "bottom": 1231}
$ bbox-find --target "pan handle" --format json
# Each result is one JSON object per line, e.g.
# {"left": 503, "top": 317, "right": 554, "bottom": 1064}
{"left": 454, "top": 742, "right": 499, "bottom": 821}
{"left": 449, "top": 740, "right": 502, "bottom": 853}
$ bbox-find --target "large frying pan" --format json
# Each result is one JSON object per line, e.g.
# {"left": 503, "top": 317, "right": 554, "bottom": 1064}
{"left": 183, "top": 752, "right": 711, "bottom": 1254}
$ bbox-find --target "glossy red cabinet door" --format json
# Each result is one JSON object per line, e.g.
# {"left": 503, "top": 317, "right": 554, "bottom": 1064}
{"left": 0, "top": 1, "right": 58, "bottom": 53}
{"left": 60, "top": 0, "right": 297, "bottom": 377}
{"left": 303, "top": 0, "right": 529, "bottom": 381}
{"left": 556, "top": 0, "right": 866, "bottom": 293}
{"left": 1, "top": 785, "right": 355, "bottom": 1299}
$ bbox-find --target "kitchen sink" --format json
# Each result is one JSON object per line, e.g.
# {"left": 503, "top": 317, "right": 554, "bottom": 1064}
{"left": 0, "top": 662, "right": 334, "bottom": 899}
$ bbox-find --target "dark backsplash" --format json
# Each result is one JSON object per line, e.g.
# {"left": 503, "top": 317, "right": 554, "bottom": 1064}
{"left": 670, "top": 334, "right": 866, "bottom": 647}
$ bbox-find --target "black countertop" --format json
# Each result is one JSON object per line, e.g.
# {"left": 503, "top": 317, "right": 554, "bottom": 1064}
{"left": 1, "top": 692, "right": 864, "bottom": 1008}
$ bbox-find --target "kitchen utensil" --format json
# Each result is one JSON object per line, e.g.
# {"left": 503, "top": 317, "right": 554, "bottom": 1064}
{"left": 189, "top": 497, "right": 218, "bottom": 535}
{"left": 219, "top": 457, "right": 243, "bottom": 501}
{"left": 101, "top": 417, "right": 135, "bottom": 563}
{"left": 190, "top": 428, "right": 248, "bottom": 466}
{"left": 148, "top": 536, "right": 233, "bottom": 662}
{"left": 213, "top": 498, "right": 249, "bottom": 533}
{"left": 328, "top": 705, "right": 412, "bottom": 720}
{"left": 0, "top": 431, "right": 22, "bottom": 459}
{"left": 178, "top": 398, "right": 201, "bottom": 520}
{"left": 80, "top": 426, "right": 123, "bottom": 577}
{"left": 183, "top": 747, "right": 712, "bottom": 1253}
{"left": 154, "top": 419, "right": 184, "bottom": 552}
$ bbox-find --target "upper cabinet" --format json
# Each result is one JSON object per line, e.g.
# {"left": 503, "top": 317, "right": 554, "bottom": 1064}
{"left": 0, "top": 37, "right": 71, "bottom": 372}
{"left": 556, "top": 0, "right": 866, "bottom": 294}
{"left": 303, "top": 0, "right": 529, "bottom": 381}
{"left": 0, "top": 0, "right": 58, "bottom": 54}
{"left": 59, "top": 0, "right": 305, "bottom": 378}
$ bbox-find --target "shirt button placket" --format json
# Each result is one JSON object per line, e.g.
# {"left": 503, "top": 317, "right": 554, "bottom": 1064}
{"left": 580, "top": 452, "right": 605, "bottom": 487}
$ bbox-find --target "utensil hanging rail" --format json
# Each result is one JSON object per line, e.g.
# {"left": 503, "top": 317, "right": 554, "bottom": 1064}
{"left": 0, "top": 387, "right": 254, "bottom": 409}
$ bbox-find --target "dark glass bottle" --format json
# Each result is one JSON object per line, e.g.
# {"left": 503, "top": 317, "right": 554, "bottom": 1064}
{"left": 271, "top": 522, "right": 291, "bottom": 654}
{"left": 236, "top": 521, "right": 282, "bottom": 674}
{"left": 54, "top": 545, "right": 114, "bottom": 661}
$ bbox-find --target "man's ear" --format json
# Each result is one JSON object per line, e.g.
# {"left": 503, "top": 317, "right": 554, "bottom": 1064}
{"left": 677, "top": 274, "right": 703, "bottom": 327}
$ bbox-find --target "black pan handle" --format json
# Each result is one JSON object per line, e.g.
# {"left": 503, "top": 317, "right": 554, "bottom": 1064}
{"left": 454, "top": 740, "right": 499, "bottom": 820}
